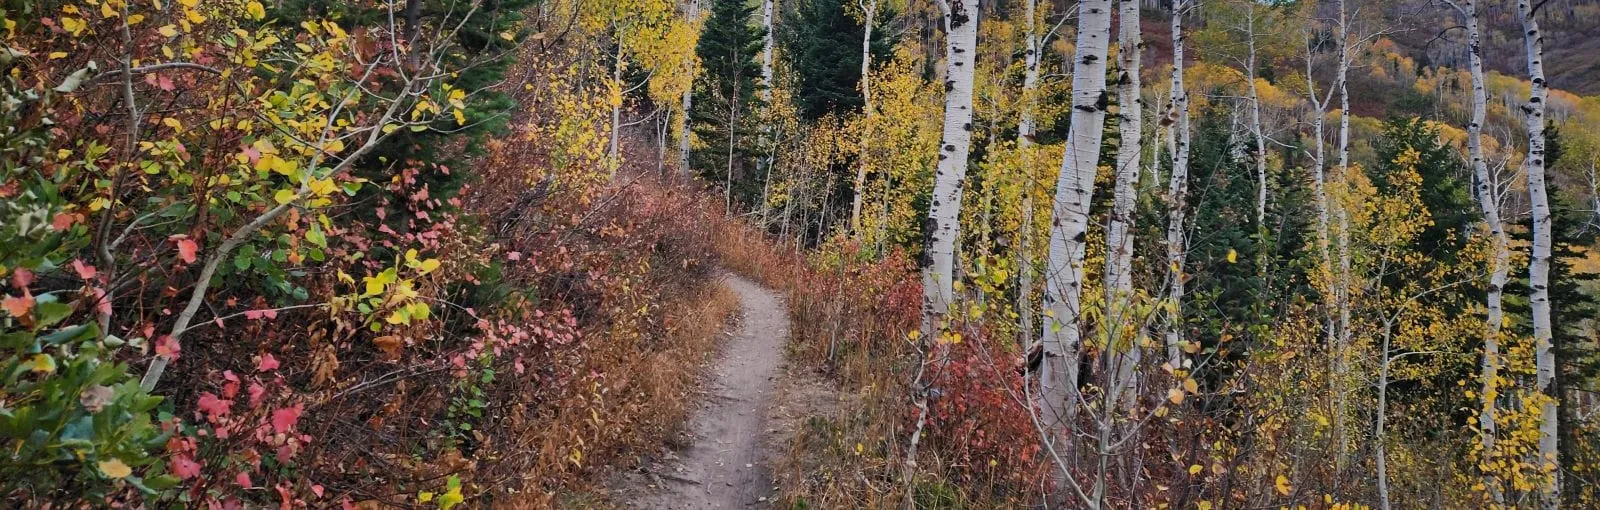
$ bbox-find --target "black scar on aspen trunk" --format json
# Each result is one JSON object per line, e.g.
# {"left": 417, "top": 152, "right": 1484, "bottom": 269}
{"left": 945, "top": 144, "right": 956, "bottom": 152}
{"left": 1083, "top": 54, "right": 1099, "bottom": 64}
{"left": 946, "top": 80, "right": 955, "bottom": 91}
{"left": 950, "top": 1, "right": 970, "bottom": 28}
{"left": 963, "top": 123, "right": 971, "bottom": 131}
{"left": 1095, "top": 90, "right": 1110, "bottom": 111}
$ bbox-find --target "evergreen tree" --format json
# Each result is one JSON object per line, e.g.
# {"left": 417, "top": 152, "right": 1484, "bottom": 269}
{"left": 784, "top": 0, "right": 895, "bottom": 120}
{"left": 691, "top": 0, "right": 767, "bottom": 208}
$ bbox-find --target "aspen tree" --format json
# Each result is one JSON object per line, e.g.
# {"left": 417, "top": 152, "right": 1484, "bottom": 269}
{"left": 850, "top": 0, "right": 880, "bottom": 234}
{"left": 1105, "top": 0, "right": 1143, "bottom": 410}
{"left": 1441, "top": 0, "right": 1508, "bottom": 502}
{"left": 1034, "top": 2, "right": 1112, "bottom": 502}
{"left": 1517, "top": 1, "right": 1560, "bottom": 505}
{"left": 1016, "top": 0, "right": 1041, "bottom": 347}
{"left": 1163, "top": 0, "right": 1194, "bottom": 369}
{"left": 680, "top": 0, "right": 700, "bottom": 175}
{"left": 908, "top": 0, "right": 980, "bottom": 483}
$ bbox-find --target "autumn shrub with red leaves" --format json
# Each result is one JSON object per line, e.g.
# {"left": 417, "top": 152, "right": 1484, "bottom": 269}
{"left": 715, "top": 231, "right": 1050, "bottom": 507}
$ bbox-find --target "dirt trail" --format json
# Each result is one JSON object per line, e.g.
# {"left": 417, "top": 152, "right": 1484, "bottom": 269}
{"left": 620, "top": 273, "right": 790, "bottom": 509}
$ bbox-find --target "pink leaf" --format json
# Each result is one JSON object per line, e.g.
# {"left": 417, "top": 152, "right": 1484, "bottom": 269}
{"left": 248, "top": 382, "right": 267, "bottom": 407}
{"left": 197, "top": 392, "right": 231, "bottom": 418}
{"left": 311, "top": 485, "right": 324, "bottom": 498}
{"left": 172, "top": 455, "right": 202, "bottom": 479}
{"left": 242, "top": 308, "right": 279, "bottom": 320}
{"left": 71, "top": 259, "right": 96, "bottom": 280}
{"left": 235, "top": 471, "right": 252, "bottom": 488}
{"left": 51, "top": 213, "right": 76, "bottom": 231}
{"left": 257, "top": 353, "right": 280, "bottom": 372}
{"left": 11, "top": 268, "right": 34, "bottom": 288}
{"left": 270, "top": 404, "right": 303, "bottom": 434}
{"left": 155, "top": 335, "right": 181, "bottom": 359}
{"left": 506, "top": 251, "right": 521, "bottom": 261}
{"left": 176, "top": 238, "right": 199, "bottom": 264}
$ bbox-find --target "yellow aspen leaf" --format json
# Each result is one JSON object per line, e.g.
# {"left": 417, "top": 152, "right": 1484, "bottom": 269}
{"left": 127, "top": 14, "right": 144, "bottom": 24}
{"left": 181, "top": 0, "right": 199, "bottom": 7}
{"left": 1226, "top": 249, "right": 1237, "bottom": 263}
{"left": 28, "top": 354, "right": 56, "bottom": 374}
{"left": 1183, "top": 377, "right": 1199, "bottom": 394}
{"left": 418, "top": 259, "right": 441, "bottom": 274}
{"left": 98, "top": 459, "right": 133, "bottom": 479}
{"left": 184, "top": 8, "right": 206, "bottom": 24}
{"left": 273, "top": 189, "right": 297, "bottom": 205}
{"left": 1168, "top": 388, "right": 1185, "bottom": 405}
{"left": 101, "top": 2, "right": 118, "bottom": 19}
{"left": 499, "top": 31, "right": 514, "bottom": 41}
{"left": 246, "top": 1, "right": 265, "bottom": 20}
{"left": 48, "top": 52, "right": 68, "bottom": 60}
{"left": 453, "top": 109, "right": 466, "bottom": 126}
{"left": 1275, "top": 474, "right": 1292, "bottom": 495}
{"left": 162, "top": 117, "right": 182, "bottom": 130}
{"left": 385, "top": 309, "right": 409, "bottom": 325}
{"left": 307, "top": 178, "right": 337, "bottom": 197}
{"left": 1188, "top": 464, "right": 1203, "bottom": 476}
{"left": 61, "top": 17, "right": 87, "bottom": 36}
{"left": 417, "top": 492, "right": 435, "bottom": 503}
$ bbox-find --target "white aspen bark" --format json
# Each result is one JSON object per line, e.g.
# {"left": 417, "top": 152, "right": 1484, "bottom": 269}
{"left": 679, "top": 0, "right": 700, "bottom": 175}
{"left": 1016, "top": 0, "right": 1041, "bottom": 347}
{"left": 1518, "top": 1, "right": 1560, "bottom": 506}
{"left": 1244, "top": 3, "right": 1267, "bottom": 232}
{"left": 920, "top": 0, "right": 979, "bottom": 337}
{"left": 1039, "top": 2, "right": 1112, "bottom": 476}
{"left": 1106, "top": 0, "right": 1143, "bottom": 409}
{"left": 761, "top": 0, "right": 774, "bottom": 100}
{"left": 910, "top": 3, "right": 980, "bottom": 475}
{"left": 1162, "top": 2, "right": 1192, "bottom": 369}
{"left": 850, "top": 0, "right": 880, "bottom": 235}
{"left": 1444, "top": 0, "right": 1507, "bottom": 502}
{"left": 1332, "top": 0, "right": 1354, "bottom": 474}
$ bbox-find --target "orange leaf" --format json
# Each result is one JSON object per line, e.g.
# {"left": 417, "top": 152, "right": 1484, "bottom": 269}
{"left": 2, "top": 294, "right": 34, "bottom": 317}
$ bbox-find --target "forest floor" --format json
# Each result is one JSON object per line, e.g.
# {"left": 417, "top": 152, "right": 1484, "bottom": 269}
{"left": 606, "top": 273, "right": 825, "bottom": 509}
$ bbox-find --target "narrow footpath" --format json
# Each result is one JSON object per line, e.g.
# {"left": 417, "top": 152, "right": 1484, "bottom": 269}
{"left": 623, "top": 274, "right": 791, "bottom": 509}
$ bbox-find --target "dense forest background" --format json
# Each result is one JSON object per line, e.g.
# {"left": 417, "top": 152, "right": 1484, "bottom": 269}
{"left": 2, "top": 0, "right": 1599, "bottom": 508}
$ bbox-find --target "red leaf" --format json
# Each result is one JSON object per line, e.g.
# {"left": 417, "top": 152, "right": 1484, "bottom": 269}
{"left": 196, "top": 392, "right": 231, "bottom": 418}
{"left": 155, "top": 335, "right": 181, "bottom": 359}
{"left": 11, "top": 268, "right": 34, "bottom": 288}
{"left": 257, "top": 353, "right": 280, "bottom": 372}
{"left": 71, "top": 259, "right": 96, "bottom": 280}
{"left": 51, "top": 212, "right": 76, "bottom": 231}
{"left": 235, "top": 471, "right": 252, "bottom": 488}
{"left": 244, "top": 308, "right": 278, "bottom": 320}
{"left": 172, "top": 455, "right": 202, "bottom": 479}
{"left": 176, "top": 238, "right": 199, "bottom": 264}
{"left": 248, "top": 383, "right": 266, "bottom": 407}
{"left": 1, "top": 294, "right": 33, "bottom": 317}
{"left": 311, "top": 485, "right": 324, "bottom": 498}
{"left": 270, "top": 404, "right": 302, "bottom": 434}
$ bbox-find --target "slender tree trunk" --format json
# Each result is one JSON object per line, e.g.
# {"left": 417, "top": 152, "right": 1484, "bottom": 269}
{"left": 1447, "top": 0, "right": 1507, "bottom": 502}
{"left": 1377, "top": 322, "right": 1395, "bottom": 510}
{"left": 850, "top": 0, "right": 879, "bottom": 235}
{"left": 1163, "top": 1, "right": 1192, "bottom": 369}
{"left": 610, "top": 39, "right": 624, "bottom": 170}
{"left": 908, "top": 0, "right": 980, "bottom": 480}
{"left": 679, "top": 0, "right": 699, "bottom": 175}
{"left": 1244, "top": 4, "right": 1268, "bottom": 241}
{"left": 1016, "top": 0, "right": 1041, "bottom": 348}
{"left": 1106, "top": 0, "right": 1143, "bottom": 410}
{"left": 1039, "top": 1, "right": 1112, "bottom": 499}
{"left": 1518, "top": 1, "right": 1560, "bottom": 506}
{"left": 1333, "top": 0, "right": 1354, "bottom": 475}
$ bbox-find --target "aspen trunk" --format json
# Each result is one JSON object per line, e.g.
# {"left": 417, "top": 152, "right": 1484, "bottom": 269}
{"left": 1162, "top": 2, "right": 1192, "bottom": 369}
{"left": 1332, "top": 0, "right": 1354, "bottom": 473}
{"left": 679, "top": 0, "right": 699, "bottom": 175}
{"left": 1518, "top": 1, "right": 1560, "bottom": 506}
{"left": 1244, "top": 3, "right": 1267, "bottom": 236}
{"left": 1016, "top": 0, "right": 1040, "bottom": 347}
{"left": 1039, "top": 2, "right": 1112, "bottom": 496}
{"left": 1105, "top": 0, "right": 1143, "bottom": 410}
{"left": 850, "top": 0, "right": 879, "bottom": 235}
{"left": 1446, "top": 0, "right": 1508, "bottom": 502}
{"left": 909, "top": 0, "right": 980, "bottom": 476}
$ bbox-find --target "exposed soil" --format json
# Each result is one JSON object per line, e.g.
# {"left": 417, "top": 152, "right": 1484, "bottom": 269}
{"left": 610, "top": 274, "right": 792, "bottom": 509}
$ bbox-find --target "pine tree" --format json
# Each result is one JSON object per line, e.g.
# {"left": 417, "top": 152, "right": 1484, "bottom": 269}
{"left": 784, "top": 0, "right": 894, "bottom": 120}
{"left": 691, "top": 0, "right": 767, "bottom": 210}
